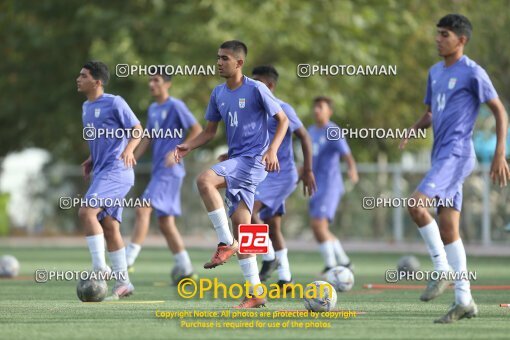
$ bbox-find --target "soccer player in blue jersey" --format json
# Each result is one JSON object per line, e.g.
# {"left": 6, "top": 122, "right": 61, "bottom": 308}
{"left": 245, "top": 65, "right": 316, "bottom": 287}
{"left": 125, "top": 73, "right": 202, "bottom": 284}
{"left": 175, "top": 41, "right": 289, "bottom": 308}
{"left": 76, "top": 61, "right": 143, "bottom": 299}
{"left": 400, "top": 14, "right": 509, "bottom": 323}
{"left": 308, "top": 97, "right": 358, "bottom": 274}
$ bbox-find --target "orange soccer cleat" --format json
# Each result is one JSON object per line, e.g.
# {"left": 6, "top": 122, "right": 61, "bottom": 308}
{"left": 203, "top": 239, "right": 239, "bottom": 269}
{"left": 234, "top": 296, "right": 267, "bottom": 309}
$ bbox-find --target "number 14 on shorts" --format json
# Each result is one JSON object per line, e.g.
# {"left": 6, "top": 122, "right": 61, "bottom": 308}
{"left": 238, "top": 224, "right": 269, "bottom": 254}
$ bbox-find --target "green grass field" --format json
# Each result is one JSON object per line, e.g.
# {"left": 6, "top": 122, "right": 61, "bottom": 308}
{"left": 1, "top": 247, "right": 509, "bottom": 339}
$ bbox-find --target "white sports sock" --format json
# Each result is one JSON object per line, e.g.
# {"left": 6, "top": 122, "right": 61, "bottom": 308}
{"left": 275, "top": 248, "right": 291, "bottom": 281}
{"left": 332, "top": 238, "right": 350, "bottom": 266}
{"left": 262, "top": 239, "right": 276, "bottom": 261}
{"left": 108, "top": 248, "right": 130, "bottom": 284}
{"left": 207, "top": 208, "right": 234, "bottom": 245}
{"left": 86, "top": 234, "right": 107, "bottom": 270}
{"left": 319, "top": 241, "right": 337, "bottom": 268}
{"left": 418, "top": 220, "right": 450, "bottom": 272}
{"left": 174, "top": 250, "right": 193, "bottom": 275}
{"left": 445, "top": 239, "right": 472, "bottom": 306}
{"left": 125, "top": 243, "right": 141, "bottom": 267}
{"left": 239, "top": 256, "right": 263, "bottom": 295}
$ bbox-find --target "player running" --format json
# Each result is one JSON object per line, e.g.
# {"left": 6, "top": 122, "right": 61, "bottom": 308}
{"left": 308, "top": 96, "right": 358, "bottom": 274}
{"left": 175, "top": 40, "right": 289, "bottom": 308}
{"left": 400, "top": 14, "right": 509, "bottom": 323}
{"left": 77, "top": 61, "right": 142, "bottom": 300}
{"left": 125, "top": 73, "right": 202, "bottom": 284}
{"left": 246, "top": 65, "right": 316, "bottom": 287}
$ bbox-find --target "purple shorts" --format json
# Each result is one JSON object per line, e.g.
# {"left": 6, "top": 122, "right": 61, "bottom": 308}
{"left": 141, "top": 175, "right": 183, "bottom": 217}
{"left": 84, "top": 176, "right": 133, "bottom": 223}
{"left": 255, "top": 168, "right": 298, "bottom": 220}
{"left": 417, "top": 155, "right": 475, "bottom": 212}
{"left": 211, "top": 156, "right": 267, "bottom": 217}
{"left": 309, "top": 177, "right": 344, "bottom": 222}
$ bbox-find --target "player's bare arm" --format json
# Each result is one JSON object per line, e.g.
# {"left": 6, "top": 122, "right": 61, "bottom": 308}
{"left": 399, "top": 106, "right": 432, "bottom": 149}
{"left": 120, "top": 123, "right": 143, "bottom": 168}
{"left": 262, "top": 111, "right": 289, "bottom": 172}
{"left": 81, "top": 155, "right": 92, "bottom": 180}
{"left": 486, "top": 97, "right": 510, "bottom": 187}
{"left": 342, "top": 153, "right": 359, "bottom": 184}
{"left": 133, "top": 136, "right": 151, "bottom": 161}
{"left": 166, "top": 122, "right": 203, "bottom": 167}
{"left": 175, "top": 121, "right": 218, "bottom": 163}
{"left": 294, "top": 126, "right": 317, "bottom": 195}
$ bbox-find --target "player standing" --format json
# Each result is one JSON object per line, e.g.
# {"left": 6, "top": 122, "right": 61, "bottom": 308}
{"left": 125, "top": 73, "right": 202, "bottom": 284}
{"left": 400, "top": 14, "right": 509, "bottom": 323}
{"left": 308, "top": 97, "right": 358, "bottom": 274}
{"left": 246, "top": 65, "right": 316, "bottom": 286}
{"left": 175, "top": 40, "right": 289, "bottom": 308}
{"left": 77, "top": 61, "right": 142, "bottom": 300}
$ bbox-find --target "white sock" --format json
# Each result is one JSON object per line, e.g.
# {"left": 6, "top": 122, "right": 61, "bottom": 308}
{"left": 262, "top": 239, "right": 276, "bottom": 261}
{"left": 275, "top": 248, "right": 291, "bottom": 281}
{"left": 125, "top": 243, "right": 141, "bottom": 267}
{"left": 208, "top": 208, "right": 234, "bottom": 245}
{"left": 86, "top": 234, "right": 107, "bottom": 270}
{"left": 445, "top": 239, "right": 472, "bottom": 306}
{"left": 239, "top": 257, "right": 263, "bottom": 295}
{"left": 332, "top": 238, "right": 350, "bottom": 266}
{"left": 418, "top": 220, "right": 450, "bottom": 272}
{"left": 319, "top": 241, "right": 337, "bottom": 268}
{"left": 108, "top": 248, "right": 130, "bottom": 284}
{"left": 174, "top": 250, "right": 193, "bottom": 275}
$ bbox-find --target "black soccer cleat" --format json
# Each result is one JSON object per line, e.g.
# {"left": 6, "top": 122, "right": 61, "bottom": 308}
{"left": 321, "top": 266, "right": 332, "bottom": 275}
{"left": 259, "top": 259, "right": 279, "bottom": 282}
{"left": 276, "top": 278, "right": 295, "bottom": 293}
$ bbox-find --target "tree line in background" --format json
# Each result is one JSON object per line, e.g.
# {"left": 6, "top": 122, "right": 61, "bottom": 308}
{"left": 1, "top": 0, "right": 509, "bottom": 163}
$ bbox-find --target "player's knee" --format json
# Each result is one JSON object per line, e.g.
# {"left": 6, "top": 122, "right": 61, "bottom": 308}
{"left": 408, "top": 205, "right": 426, "bottom": 222}
{"left": 159, "top": 218, "right": 176, "bottom": 232}
{"left": 78, "top": 207, "right": 94, "bottom": 222}
{"left": 135, "top": 206, "right": 150, "bottom": 218}
{"left": 101, "top": 221, "right": 118, "bottom": 236}
{"left": 196, "top": 172, "right": 211, "bottom": 194}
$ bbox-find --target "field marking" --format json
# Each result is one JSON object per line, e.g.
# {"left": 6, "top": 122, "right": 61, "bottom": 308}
{"left": 364, "top": 283, "right": 510, "bottom": 290}
{"left": 153, "top": 281, "right": 170, "bottom": 287}
{"left": 84, "top": 300, "right": 166, "bottom": 304}
{"left": 0, "top": 276, "right": 34, "bottom": 281}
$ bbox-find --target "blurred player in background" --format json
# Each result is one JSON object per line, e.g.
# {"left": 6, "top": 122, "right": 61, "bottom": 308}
{"left": 125, "top": 73, "right": 202, "bottom": 284}
{"left": 77, "top": 61, "right": 142, "bottom": 300}
{"left": 175, "top": 40, "right": 289, "bottom": 308}
{"left": 248, "top": 65, "right": 316, "bottom": 287}
{"left": 308, "top": 96, "right": 358, "bottom": 274}
{"left": 400, "top": 14, "right": 509, "bottom": 323}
